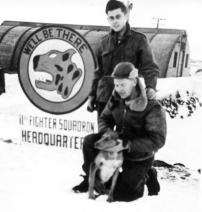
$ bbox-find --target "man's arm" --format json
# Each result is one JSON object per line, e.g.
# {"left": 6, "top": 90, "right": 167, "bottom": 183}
{"left": 138, "top": 36, "right": 159, "bottom": 90}
{"left": 87, "top": 41, "right": 103, "bottom": 111}
{"left": 128, "top": 103, "right": 167, "bottom": 153}
{"left": 98, "top": 102, "right": 115, "bottom": 133}
{"left": 88, "top": 41, "right": 103, "bottom": 99}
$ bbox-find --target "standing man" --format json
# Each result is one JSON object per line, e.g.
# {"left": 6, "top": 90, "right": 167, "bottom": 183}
{"left": 87, "top": 0, "right": 159, "bottom": 116}
{"left": 73, "top": 62, "right": 167, "bottom": 201}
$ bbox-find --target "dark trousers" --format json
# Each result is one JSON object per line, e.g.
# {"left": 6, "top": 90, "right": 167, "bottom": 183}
{"left": 82, "top": 133, "right": 153, "bottom": 202}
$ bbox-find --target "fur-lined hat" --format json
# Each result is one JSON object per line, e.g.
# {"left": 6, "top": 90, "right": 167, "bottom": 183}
{"left": 111, "top": 62, "right": 138, "bottom": 79}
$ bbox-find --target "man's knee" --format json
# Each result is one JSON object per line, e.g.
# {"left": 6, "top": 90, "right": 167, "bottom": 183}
{"left": 113, "top": 177, "right": 145, "bottom": 202}
{"left": 113, "top": 160, "right": 152, "bottom": 201}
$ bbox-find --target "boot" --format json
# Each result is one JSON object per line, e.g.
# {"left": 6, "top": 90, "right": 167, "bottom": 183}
{"left": 72, "top": 175, "right": 89, "bottom": 193}
{"left": 146, "top": 167, "right": 160, "bottom": 195}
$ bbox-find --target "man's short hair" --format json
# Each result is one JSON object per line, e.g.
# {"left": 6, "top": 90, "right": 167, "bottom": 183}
{"left": 105, "top": 0, "right": 127, "bottom": 14}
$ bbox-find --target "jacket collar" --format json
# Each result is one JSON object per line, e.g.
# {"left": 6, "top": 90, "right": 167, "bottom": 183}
{"left": 108, "top": 22, "right": 132, "bottom": 51}
{"left": 110, "top": 22, "right": 132, "bottom": 38}
{"left": 112, "top": 78, "right": 148, "bottom": 112}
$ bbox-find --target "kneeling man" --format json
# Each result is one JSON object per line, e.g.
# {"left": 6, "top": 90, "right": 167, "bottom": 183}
{"left": 73, "top": 62, "right": 167, "bottom": 202}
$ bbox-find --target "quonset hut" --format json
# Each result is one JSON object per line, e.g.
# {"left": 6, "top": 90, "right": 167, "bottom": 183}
{"left": 0, "top": 20, "right": 190, "bottom": 78}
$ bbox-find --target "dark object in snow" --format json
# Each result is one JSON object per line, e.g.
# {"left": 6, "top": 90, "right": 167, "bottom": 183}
{"left": 159, "top": 90, "right": 202, "bottom": 119}
{"left": 154, "top": 160, "right": 201, "bottom": 183}
{"left": 153, "top": 160, "right": 174, "bottom": 168}
{"left": 173, "top": 163, "right": 185, "bottom": 167}
{"left": 1, "top": 139, "right": 13, "bottom": 143}
{"left": 195, "top": 69, "right": 202, "bottom": 74}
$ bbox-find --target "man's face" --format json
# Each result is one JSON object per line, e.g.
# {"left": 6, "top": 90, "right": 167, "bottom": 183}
{"left": 107, "top": 8, "right": 127, "bottom": 32}
{"left": 114, "top": 78, "right": 136, "bottom": 99}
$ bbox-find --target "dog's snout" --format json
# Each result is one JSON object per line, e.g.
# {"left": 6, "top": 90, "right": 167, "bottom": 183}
{"left": 33, "top": 55, "right": 40, "bottom": 70}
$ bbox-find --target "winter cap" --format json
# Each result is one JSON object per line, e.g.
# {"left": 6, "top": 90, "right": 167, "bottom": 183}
{"left": 111, "top": 62, "right": 138, "bottom": 79}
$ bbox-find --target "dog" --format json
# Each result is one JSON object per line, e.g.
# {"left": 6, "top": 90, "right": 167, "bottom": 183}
{"left": 88, "top": 130, "right": 127, "bottom": 202}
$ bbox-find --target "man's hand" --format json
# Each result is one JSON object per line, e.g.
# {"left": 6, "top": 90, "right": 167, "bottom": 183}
{"left": 146, "top": 88, "right": 156, "bottom": 100}
{"left": 87, "top": 96, "right": 97, "bottom": 112}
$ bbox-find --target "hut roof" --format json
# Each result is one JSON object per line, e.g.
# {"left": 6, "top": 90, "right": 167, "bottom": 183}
{"left": 1, "top": 21, "right": 187, "bottom": 77}
{"left": 150, "top": 33, "right": 182, "bottom": 77}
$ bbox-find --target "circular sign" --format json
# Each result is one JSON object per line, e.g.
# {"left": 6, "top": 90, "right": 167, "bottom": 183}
{"left": 18, "top": 25, "right": 95, "bottom": 114}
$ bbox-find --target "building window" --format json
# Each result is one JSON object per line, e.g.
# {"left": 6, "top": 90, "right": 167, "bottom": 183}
{"left": 185, "top": 54, "right": 189, "bottom": 68}
{"left": 173, "top": 52, "right": 178, "bottom": 68}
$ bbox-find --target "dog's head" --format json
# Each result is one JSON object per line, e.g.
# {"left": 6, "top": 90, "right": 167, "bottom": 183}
{"left": 33, "top": 49, "right": 82, "bottom": 99}
{"left": 94, "top": 130, "right": 127, "bottom": 152}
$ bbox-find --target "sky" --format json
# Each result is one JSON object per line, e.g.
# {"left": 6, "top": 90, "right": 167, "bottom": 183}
{"left": 0, "top": 0, "right": 202, "bottom": 60}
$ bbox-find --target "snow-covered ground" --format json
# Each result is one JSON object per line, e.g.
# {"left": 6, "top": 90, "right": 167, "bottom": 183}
{"left": 190, "top": 60, "right": 202, "bottom": 76}
{"left": 0, "top": 74, "right": 201, "bottom": 212}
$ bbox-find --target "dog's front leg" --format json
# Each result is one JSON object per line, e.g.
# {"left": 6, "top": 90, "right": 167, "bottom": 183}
{"left": 88, "top": 162, "right": 97, "bottom": 200}
{"left": 107, "top": 168, "right": 120, "bottom": 202}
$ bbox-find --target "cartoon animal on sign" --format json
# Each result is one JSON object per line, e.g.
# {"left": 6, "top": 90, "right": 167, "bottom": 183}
{"left": 33, "top": 49, "right": 82, "bottom": 99}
